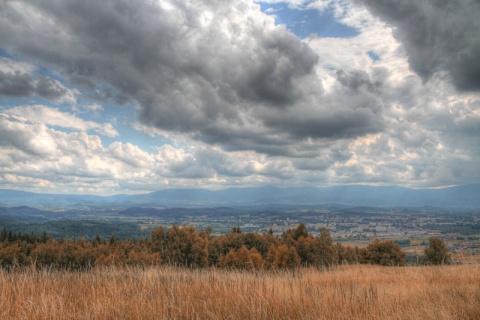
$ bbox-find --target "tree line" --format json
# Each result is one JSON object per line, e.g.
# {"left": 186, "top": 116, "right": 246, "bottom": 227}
{"left": 0, "top": 224, "right": 451, "bottom": 271}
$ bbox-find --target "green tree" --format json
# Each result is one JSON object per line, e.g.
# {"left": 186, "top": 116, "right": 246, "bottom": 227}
{"left": 1, "top": 229, "right": 8, "bottom": 243}
{"left": 292, "top": 223, "right": 309, "bottom": 240}
{"left": 424, "top": 237, "right": 452, "bottom": 265}
{"left": 92, "top": 234, "right": 102, "bottom": 247}
{"left": 282, "top": 223, "right": 309, "bottom": 242}
{"left": 109, "top": 235, "right": 116, "bottom": 246}
{"left": 231, "top": 226, "right": 242, "bottom": 234}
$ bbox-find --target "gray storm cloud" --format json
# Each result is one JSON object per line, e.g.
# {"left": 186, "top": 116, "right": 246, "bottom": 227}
{"left": 0, "top": 70, "right": 75, "bottom": 103}
{"left": 355, "top": 0, "right": 480, "bottom": 91}
{"left": 0, "top": 71, "right": 35, "bottom": 96}
{"left": 0, "top": 0, "right": 384, "bottom": 155}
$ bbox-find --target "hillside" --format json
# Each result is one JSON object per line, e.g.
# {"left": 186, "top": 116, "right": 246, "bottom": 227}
{"left": 0, "top": 184, "right": 479, "bottom": 208}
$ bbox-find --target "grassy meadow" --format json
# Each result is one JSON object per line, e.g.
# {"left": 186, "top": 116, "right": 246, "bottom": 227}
{"left": 1, "top": 264, "right": 479, "bottom": 319}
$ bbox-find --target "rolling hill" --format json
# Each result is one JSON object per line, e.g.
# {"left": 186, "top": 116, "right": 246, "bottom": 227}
{"left": 0, "top": 184, "right": 479, "bottom": 208}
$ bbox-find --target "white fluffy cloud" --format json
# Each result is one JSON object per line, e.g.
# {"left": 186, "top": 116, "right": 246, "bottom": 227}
{"left": 0, "top": 110, "right": 310, "bottom": 193}
{"left": 5, "top": 105, "right": 119, "bottom": 137}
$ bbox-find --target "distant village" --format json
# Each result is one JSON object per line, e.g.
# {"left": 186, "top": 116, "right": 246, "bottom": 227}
{"left": 132, "top": 206, "right": 480, "bottom": 261}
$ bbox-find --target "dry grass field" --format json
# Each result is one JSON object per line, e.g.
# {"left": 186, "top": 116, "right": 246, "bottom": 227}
{"left": 1, "top": 264, "right": 479, "bottom": 320}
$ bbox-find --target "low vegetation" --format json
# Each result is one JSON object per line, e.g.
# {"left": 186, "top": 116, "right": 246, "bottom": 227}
{"left": 1, "top": 264, "right": 479, "bottom": 319}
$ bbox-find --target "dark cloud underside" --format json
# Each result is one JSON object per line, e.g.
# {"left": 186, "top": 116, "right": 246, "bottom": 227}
{"left": 356, "top": 0, "right": 480, "bottom": 91}
{"left": 0, "top": 71, "right": 35, "bottom": 97}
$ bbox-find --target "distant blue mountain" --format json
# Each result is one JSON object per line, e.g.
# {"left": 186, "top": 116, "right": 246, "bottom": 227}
{"left": 0, "top": 184, "right": 479, "bottom": 208}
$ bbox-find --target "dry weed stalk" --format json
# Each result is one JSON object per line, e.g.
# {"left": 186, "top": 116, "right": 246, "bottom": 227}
{"left": 0, "top": 264, "right": 479, "bottom": 319}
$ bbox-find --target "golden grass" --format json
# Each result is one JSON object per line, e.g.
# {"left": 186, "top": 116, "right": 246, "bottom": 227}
{"left": 1, "top": 264, "right": 479, "bottom": 319}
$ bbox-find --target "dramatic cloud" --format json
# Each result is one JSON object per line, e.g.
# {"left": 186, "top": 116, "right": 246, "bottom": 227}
{"left": 0, "top": 0, "right": 479, "bottom": 193}
{"left": 354, "top": 0, "right": 480, "bottom": 91}
{"left": 0, "top": 0, "right": 385, "bottom": 156}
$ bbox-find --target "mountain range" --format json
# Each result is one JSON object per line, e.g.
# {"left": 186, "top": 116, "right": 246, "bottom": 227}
{"left": 0, "top": 184, "right": 479, "bottom": 208}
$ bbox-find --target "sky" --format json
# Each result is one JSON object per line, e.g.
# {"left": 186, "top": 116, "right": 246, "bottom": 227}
{"left": 0, "top": 0, "right": 479, "bottom": 195}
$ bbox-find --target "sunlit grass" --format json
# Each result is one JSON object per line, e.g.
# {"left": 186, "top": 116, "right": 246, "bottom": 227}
{"left": 1, "top": 264, "right": 479, "bottom": 319}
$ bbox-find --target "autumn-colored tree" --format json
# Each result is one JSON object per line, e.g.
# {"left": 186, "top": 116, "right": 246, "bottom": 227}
{"left": 207, "top": 236, "right": 223, "bottom": 267}
{"left": 244, "top": 232, "right": 279, "bottom": 258}
{"left": 336, "top": 243, "right": 360, "bottom": 265}
{"left": 266, "top": 245, "right": 276, "bottom": 268}
{"left": 31, "top": 240, "right": 60, "bottom": 268}
{"left": 314, "top": 228, "right": 338, "bottom": 267}
{"left": 247, "top": 247, "right": 264, "bottom": 270}
{"left": 208, "top": 231, "right": 246, "bottom": 267}
{"left": 95, "top": 251, "right": 124, "bottom": 267}
{"left": 163, "top": 225, "right": 184, "bottom": 265}
{"left": 189, "top": 234, "right": 209, "bottom": 268}
{"left": 126, "top": 248, "right": 161, "bottom": 266}
{"left": 0, "top": 226, "right": 418, "bottom": 270}
{"left": 294, "top": 235, "right": 317, "bottom": 266}
{"left": 0, "top": 243, "right": 24, "bottom": 268}
{"left": 220, "top": 248, "right": 240, "bottom": 269}
{"left": 222, "top": 231, "right": 246, "bottom": 251}
{"left": 151, "top": 226, "right": 167, "bottom": 256}
{"left": 162, "top": 225, "right": 208, "bottom": 268}
{"left": 57, "top": 239, "right": 98, "bottom": 270}
{"left": 267, "top": 244, "right": 301, "bottom": 270}
{"left": 424, "top": 237, "right": 452, "bottom": 265}
{"left": 363, "top": 239, "right": 406, "bottom": 266}
{"left": 208, "top": 231, "right": 280, "bottom": 267}
{"left": 220, "top": 245, "right": 264, "bottom": 270}
{"left": 282, "top": 223, "right": 310, "bottom": 248}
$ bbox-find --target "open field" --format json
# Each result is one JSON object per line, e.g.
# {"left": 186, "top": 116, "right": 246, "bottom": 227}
{"left": 1, "top": 264, "right": 479, "bottom": 320}
{"left": 452, "top": 253, "right": 480, "bottom": 264}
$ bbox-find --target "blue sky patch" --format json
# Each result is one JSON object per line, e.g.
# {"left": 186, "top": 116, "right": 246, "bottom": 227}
{"left": 259, "top": 3, "right": 359, "bottom": 39}
{"left": 0, "top": 48, "right": 14, "bottom": 59}
{"left": 368, "top": 51, "right": 380, "bottom": 61}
